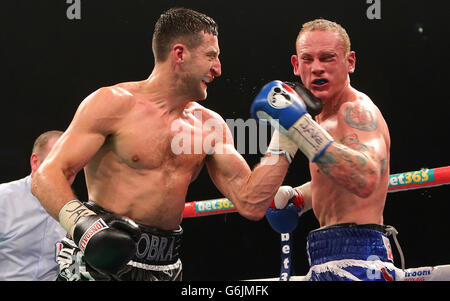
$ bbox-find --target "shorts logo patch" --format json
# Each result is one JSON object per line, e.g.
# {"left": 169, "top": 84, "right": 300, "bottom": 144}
{"left": 382, "top": 236, "right": 394, "bottom": 262}
{"left": 381, "top": 267, "right": 394, "bottom": 281}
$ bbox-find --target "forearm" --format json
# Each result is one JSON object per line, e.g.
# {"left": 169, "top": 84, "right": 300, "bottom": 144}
{"left": 234, "top": 154, "right": 290, "bottom": 220}
{"left": 31, "top": 164, "right": 78, "bottom": 220}
{"left": 294, "top": 181, "right": 312, "bottom": 212}
{"left": 315, "top": 142, "right": 379, "bottom": 198}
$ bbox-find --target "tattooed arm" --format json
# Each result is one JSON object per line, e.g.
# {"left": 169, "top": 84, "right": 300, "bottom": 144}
{"left": 315, "top": 101, "right": 389, "bottom": 198}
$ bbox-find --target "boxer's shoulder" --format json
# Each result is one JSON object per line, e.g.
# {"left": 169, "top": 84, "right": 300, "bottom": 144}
{"left": 339, "top": 88, "right": 372, "bottom": 109}
{"left": 83, "top": 84, "right": 135, "bottom": 109}
{"left": 80, "top": 84, "right": 142, "bottom": 123}
{"left": 334, "top": 90, "right": 379, "bottom": 129}
{"left": 184, "top": 102, "right": 226, "bottom": 124}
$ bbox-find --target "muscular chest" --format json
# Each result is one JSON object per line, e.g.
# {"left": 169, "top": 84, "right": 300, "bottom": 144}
{"left": 316, "top": 115, "right": 340, "bottom": 138}
{"left": 110, "top": 112, "right": 208, "bottom": 172}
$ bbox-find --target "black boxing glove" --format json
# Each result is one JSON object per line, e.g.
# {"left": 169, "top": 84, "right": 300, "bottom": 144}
{"left": 284, "top": 81, "right": 322, "bottom": 118}
{"left": 59, "top": 200, "right": 141, "bottom": 274}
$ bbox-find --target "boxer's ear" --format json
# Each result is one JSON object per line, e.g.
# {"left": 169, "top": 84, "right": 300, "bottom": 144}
{"left": 347, "top": 51, "right": 356, "bottom": 74}
{"left": 291, "top": 54, "right": 300, "bottom": 76}
{"left": 172, "top": 43, "right": 188, "bottom": 65}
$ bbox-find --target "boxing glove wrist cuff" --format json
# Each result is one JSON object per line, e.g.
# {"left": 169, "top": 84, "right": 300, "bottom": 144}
{"left": 266, "top": 130, "right": 298, "bottom": 163}
{"left": 292, "top": 188, "right": 304, "bottom": 208}
{"left": 287, "top": 113, "right": 334, "bottom": 161}
{"left": 59, "top": 200, "right": 96, "bottom": 236}
{"left": 270, "top": 186, "right": 304, "bottom": 209}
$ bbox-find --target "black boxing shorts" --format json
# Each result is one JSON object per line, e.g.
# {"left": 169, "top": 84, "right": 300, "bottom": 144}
{"left": 55, "top": 201, "right": 183, "bottom": 281}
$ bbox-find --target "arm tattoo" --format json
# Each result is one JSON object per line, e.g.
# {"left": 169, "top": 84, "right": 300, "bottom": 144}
{"left": 315, "top": 152, "right": 336, "bottom": 175}
{"left": 341, "top": 133, "right": 370, "bottom": 152}
{"left": 316, "top": 144, "right": 367, "bottom": 176}
{"left": 316, "top": 143, "right": 376, "bottom": 194}
{"left": 344, "top": 106, "right": 377, "bottom": 132}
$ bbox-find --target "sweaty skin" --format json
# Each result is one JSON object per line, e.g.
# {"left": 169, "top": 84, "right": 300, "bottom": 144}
{"left": 31, "top": 32, "right": 289, "bottom": 231}
{"left": 291, "top": 30, "right": 390, "bottom": 227}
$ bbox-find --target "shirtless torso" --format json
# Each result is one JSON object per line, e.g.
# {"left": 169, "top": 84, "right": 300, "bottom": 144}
{"left": 84, "top": 82, "right": 213, "bottom": 230}
{"left": 31, "top": 29, "right": 290, "bottom": 231}
{"left": 290, "top": 29, "right": 391, "bottom": 227}
{"left": 30, "top": 8, "right": 292, "bottom": 280}
{"left": 310, "top": 88, "right": 390, "bottom": 226}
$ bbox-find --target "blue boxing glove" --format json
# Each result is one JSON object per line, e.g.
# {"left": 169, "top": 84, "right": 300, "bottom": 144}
{"left": 251, "top": 80, "right": 333, "bottom": 162}
{"left": 266, "top": 204, "right": 299, "bottom": 233}
{"left": 266, "top": 186, "right": 305, "bottom": 233}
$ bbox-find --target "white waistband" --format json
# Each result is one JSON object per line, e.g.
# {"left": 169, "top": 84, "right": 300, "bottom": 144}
{"left": 306, "top": 258, "right": 398, "bottom": 281}
{"left": 127, "top": 258, "right": 182, "bottom": 271}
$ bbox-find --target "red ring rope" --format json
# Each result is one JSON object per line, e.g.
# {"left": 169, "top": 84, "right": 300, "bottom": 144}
{"left": 183, "top": 166, "right": 450, "bottom": 218}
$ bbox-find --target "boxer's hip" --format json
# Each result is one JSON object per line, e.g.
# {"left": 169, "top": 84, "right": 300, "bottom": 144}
{"left": 84, "top": 201, "right": 183, "bottom": 266}
{"left": 305, "top": 223, "right": 399, "bottom": 281}
{"left": 57, "top": 201, "right": 183, "bottom": 281}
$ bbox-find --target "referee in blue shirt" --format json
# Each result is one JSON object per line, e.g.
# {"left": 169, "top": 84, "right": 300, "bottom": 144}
{"left": 0, "top": 130, "right": 73, "bottom": 280}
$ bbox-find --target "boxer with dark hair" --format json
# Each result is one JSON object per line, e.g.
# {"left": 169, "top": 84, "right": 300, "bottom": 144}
{"left": 32, "top": 8, "right": 292, "bottom": 281}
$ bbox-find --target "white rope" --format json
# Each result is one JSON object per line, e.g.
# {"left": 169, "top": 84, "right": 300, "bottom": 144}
{"left": 245, "top": 264, "right": 450, "bottom": 281}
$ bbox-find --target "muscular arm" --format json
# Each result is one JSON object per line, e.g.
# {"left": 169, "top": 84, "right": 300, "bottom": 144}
{"left": 315, "top": 101, "right": 388, "bottom": 198}
{"left": 31, "top": 87, "right": 129, "bottom": 219}
{"left": 294, "top": 181, "right": 312, "bottom": 211}
{"left": 205, "top": 116, "right": 290, "bottom": 220}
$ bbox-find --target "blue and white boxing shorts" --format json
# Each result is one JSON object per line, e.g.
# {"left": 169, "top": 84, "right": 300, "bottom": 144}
{"left": 302, "top": 223, "right": 450, "bottom": 281}
{"left": 304, "top": 223, "right": 398, "bottom": 281}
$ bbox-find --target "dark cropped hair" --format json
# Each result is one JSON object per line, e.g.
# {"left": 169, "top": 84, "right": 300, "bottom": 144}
{"left": 152, "top": 7, "right": 218, "bottom": 62}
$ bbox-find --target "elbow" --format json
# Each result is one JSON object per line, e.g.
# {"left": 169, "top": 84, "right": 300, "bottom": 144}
{"left": 232, "top": 186, "right": 274, "bottom": 221}
{"left": 354, "top": 172, "right": 380, "bottom": 198}
{"left": 236, "top": 197, "right": 269, "bottom": 221}
{"left": 355, "top": 185, "right": 376, "bottom": 199}
{"left": 30, "top": 180, "right": 37, "bottom": 197}
{"left": 30, "top": 170, "right": 42, "bottom": 197}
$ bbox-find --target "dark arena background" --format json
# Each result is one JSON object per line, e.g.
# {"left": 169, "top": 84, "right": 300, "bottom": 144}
{"left": 1, "top": 0, "right": 449, "bottom": 281}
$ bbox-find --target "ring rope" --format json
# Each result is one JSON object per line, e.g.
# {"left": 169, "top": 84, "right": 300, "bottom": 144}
{"left": 183, "top": 166, "right": 450, "bottom": 218}
{"left": 183, "top": 165, "right": 450, "bottom": 281}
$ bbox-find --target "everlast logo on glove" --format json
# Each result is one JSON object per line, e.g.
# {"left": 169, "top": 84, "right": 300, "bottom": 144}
{"left": 136, "top": 233, "right": 177, "bottom": 263}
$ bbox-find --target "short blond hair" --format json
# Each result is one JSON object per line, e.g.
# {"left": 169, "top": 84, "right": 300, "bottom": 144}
{"left": 32, "top": 130, "right": 63, "bottom": 157}
{"left": 296, "top": 18, "right": 351, "bottom": 54}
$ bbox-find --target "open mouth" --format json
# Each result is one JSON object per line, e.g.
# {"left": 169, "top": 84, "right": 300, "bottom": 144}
{"left": 312, "top": 79, "right": 328, "bottom": 86}
{"left": 202, "top": 77, "right": 212, "bottom": 86}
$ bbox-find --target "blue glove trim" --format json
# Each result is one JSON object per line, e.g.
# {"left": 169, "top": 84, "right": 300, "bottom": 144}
{"left": 311, "top": 140, "right": 334, "bottom": 162}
